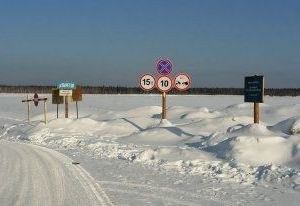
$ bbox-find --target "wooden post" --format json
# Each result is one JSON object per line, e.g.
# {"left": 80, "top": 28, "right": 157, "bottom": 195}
{"left": 76, "top": 101, "right": 79, "bottom": 119}
{"left": 65, "top": 96, "right": 68, "bottom": 118}
{"left": 254, "top": 102, "right": 259, "bottom": 124}
{"left": 162, "top": 92, "right": 167, "bottom": 119}
{"left": 27, "top": 95, "right": 31, "bottom": 123}
{"left": 44, "top": 100, "right": 48, "bottom": 125}
{"left": 56, "top": 104, "right": 59, "bottom": 119}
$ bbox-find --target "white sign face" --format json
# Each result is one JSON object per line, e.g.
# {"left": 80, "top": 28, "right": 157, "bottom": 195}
{"left": 139, "top": 74, "right": 155, "bottom": 91}
{"left": 174, "top": 73, "right": 191, "bottom": 91}
{"left": 59, "top": 90, "right": 73, "bottom": 96}
{"left": 156, "top": 76, "right": 173, "bottom": 93}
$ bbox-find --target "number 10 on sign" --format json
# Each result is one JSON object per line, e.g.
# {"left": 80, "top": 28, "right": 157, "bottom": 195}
{"left": 156, "top": 76, "right": 172, "bottom": 93}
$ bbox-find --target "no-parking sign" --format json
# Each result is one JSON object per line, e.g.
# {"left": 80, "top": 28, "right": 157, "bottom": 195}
{"left": 156, "top": 58, "right": 173, "bottom": 76}
{"left": 156, "top": 76, "right": 173, "bottom": 93}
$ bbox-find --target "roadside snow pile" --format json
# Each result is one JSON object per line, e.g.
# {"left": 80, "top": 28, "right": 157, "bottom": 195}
{"left": 2, "top": 104, "right": 300, "bottom": 189}
{"left": 205, "top": 124, "right": 300, "bottom": 166}
{"left": 270, "top": 116, "right": 300, "bottom": 135}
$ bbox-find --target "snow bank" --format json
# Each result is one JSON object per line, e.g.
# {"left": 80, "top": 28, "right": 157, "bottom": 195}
{"left": 205, "top": 124, "right": 300, "bottom": 166}
{"left": 2, "top": 103, "right": 300, "bottom": 189}
{"left": 271, "top": 116, "right": 300, "bottom": 135}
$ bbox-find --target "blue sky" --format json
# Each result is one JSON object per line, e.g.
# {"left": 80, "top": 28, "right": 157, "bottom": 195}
{"left": 0, "top": 0, "right": 299, "bottom": 87}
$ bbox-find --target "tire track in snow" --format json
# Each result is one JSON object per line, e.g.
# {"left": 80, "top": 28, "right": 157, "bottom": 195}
{"left": 0, "top": 140, "right": 115, "bottom": 206}
{"left": 99, "top": 181, "right": 226, "bottom": 206}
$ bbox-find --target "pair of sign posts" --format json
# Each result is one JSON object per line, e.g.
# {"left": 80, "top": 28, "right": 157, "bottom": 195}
{"left": 52, "top": 82, "right": 82, "bottom": 119}
{"left": 21, "top": 93, "right": 48, "bottom": 124}
{"left": 139, "top": 58, "right": 191, "bottom": 120}
{"left": 140, "top": 69, "right": 264, "bottom": 124}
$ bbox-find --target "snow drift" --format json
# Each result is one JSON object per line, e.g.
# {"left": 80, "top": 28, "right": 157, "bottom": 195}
{"left": 2, "top": 97, "right": 300, "bottom": 190}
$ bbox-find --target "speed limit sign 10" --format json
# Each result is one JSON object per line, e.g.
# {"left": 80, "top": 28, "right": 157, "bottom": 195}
{"left": 139, "top": 74, "right": 155, "bottom": 91}
{"left": 156, "top": 76, "right": 173, "bottom": 93}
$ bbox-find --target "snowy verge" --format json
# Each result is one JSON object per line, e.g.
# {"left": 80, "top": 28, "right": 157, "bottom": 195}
{"left": 2, "top": 105, "right": 300, "bottom": 190}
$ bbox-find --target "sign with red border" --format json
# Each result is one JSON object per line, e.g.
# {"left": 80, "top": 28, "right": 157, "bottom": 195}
{"left": 156, "top": 76, "right": 173, "bottom": 93}
{"left": 33, "top": 93, "right": 39, "bottom": 106}
{"left": 139, "top": 74, "right": 156, "bottom": 91}
{"left": 174, "top": 73, "right": 191, "bottom": 91}
{"left": 156, "top": 58, "right": 173, "bottom": 76}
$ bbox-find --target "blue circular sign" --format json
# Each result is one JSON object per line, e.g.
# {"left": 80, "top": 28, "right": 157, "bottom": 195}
{"left": 156, "top": 58, "right": 173, "bottom": 76}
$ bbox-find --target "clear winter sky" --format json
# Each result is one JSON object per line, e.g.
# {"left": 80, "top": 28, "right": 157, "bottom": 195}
{"left": 0, "top": 0, "right": 299, "bottom": 88}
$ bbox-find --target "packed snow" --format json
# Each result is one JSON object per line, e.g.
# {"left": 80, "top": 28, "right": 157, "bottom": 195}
{"left": 1, "top": 94, "right": 300, "bottom": 205}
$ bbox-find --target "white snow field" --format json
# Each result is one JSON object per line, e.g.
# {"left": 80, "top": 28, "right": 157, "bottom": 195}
{"left": 1, "top": 94, "right": 300, "bottom": 205}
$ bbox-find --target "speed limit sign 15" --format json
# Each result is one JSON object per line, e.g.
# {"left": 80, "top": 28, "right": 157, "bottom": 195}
{"left": 139, "top": 74, "right": 156, "bottom": 91}
{"left": 156, "top": 76, "right": 173, "bottom": 93}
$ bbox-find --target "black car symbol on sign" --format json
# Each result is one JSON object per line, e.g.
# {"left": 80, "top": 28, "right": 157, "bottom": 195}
{"left": 176, "top": 81, "right": 189, "bottom": 86}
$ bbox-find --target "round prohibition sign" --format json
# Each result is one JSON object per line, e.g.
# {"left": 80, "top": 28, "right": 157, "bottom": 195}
{"left": 139, "top": 74, "right": 156, "bottom": 91}
{"left": 156, "top": 76, "right": 173, "bottom": 93}
{"left": 156, "top": 58, "right": 173, "bottom": 76}
{"left": 174, "top": 73, "right": 192, "bottom": 91}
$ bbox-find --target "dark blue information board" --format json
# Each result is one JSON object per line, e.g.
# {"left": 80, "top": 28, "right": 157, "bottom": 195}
{"left": 244, "top": 75, "right": 264, "bottom": 103}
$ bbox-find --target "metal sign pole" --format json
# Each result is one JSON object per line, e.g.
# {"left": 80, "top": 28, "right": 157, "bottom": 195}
{"left": 254, "top": 103, "right": 259, "bottom": 124}
{"left": 56, "top": 104, "right": 59, "bottom": 119}
{"left": 65, "top": 96, "right": 69, "bottom": 118}
{"left": 162, "top": 92, "right": 167, "bottom": 119}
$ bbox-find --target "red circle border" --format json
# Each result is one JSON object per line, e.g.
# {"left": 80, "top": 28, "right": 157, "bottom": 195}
{"left": 139, "top": 73, "right": 156, "bottom": 91}
{"left": 173, "top": 73, "right": 192, "bottom": 91}
{"left": 155, "top": 58, "right": 174, "bottom": 76}
{"left": 155, "top": 76, "right": 173, "bottom": 93}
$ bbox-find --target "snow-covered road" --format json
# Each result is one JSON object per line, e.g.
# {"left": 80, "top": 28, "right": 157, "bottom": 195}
{"left": 0, "top": 140, "right": 114, "bottom": 206}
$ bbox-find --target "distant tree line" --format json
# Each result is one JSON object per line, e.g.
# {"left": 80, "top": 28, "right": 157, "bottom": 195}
{"left": 0, "top": 85, "right": 300, "bottom": 96}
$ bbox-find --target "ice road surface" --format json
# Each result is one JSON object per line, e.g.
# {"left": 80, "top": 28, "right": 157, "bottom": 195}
{"left": 1, "top": 94, "right": 300, "bottom": 206}
{"left": 0, "top": 140, "right": 113, "bottom": 206}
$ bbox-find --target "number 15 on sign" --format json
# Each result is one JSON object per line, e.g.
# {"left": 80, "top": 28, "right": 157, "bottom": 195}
{"left": 139, "top": 74, "right": 155, "bottom": 91}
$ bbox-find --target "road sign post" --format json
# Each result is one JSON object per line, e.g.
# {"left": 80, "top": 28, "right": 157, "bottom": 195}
{"left": 162, "top": 92, "right": 167, "bottom": 119}
{"left": 27, "top": 95, "right": 31, "bottom": 123}
{"left": 65, "top": 96, "right": 69, "bottom": 118}
{"left": 21, "top": 94, "right": 48, "bottom": 124}
{"left": 57, "top": 81, "right": 76, "bottom": 119}
{"left": 52, "top": 88, "right": 64, "bottom": 119}
{"left": 254, "top": 102, "right": 259, "bottom": 124}
{"left": 54, "top": 83, "right": 82, "bottom": 119}
{"left": 138, "top": 58, "right": 192, "bottom": 121}
{"left": 44, "top": 99, "right": 48, "bottom": 125}
{"left": 71, "top": 85, "right": 82, "bottom": 119}
{"left": 156, "top": 76, "right": 173, "bottom": 120}
{"left": 244, "top": 75, "right": 264, "bottom": 124}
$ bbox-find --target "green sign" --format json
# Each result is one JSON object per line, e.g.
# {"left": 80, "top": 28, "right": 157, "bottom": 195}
{"left": 244, "top": 75, "right": 264, "bottom": 103}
